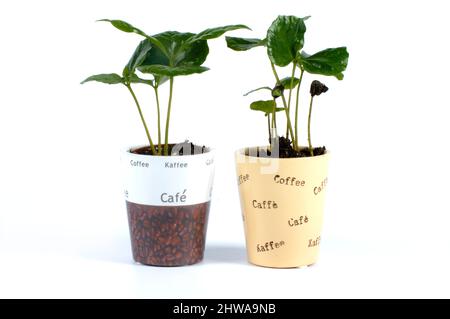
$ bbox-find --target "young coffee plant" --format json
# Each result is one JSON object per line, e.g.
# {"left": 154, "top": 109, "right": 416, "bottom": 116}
{"left": 226, "top": 15, "right": 349, "bottom": 156}
{"left": 82, "top": 19, "right": 248, "bottom": 155}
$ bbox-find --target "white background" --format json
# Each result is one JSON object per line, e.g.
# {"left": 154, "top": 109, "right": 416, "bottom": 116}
{"left": 0, "top": 0, "right": 450, "bottom": 298}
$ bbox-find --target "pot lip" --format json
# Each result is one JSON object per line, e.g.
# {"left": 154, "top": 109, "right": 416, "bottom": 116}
{"left": 124, "top": 144, "right": 214, "bottom": 158}
{"left": 235, "top": 146, "right": 329, "bottom": 161}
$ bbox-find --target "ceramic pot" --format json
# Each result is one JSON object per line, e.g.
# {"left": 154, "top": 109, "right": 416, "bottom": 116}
{"left": 235, "top": 147, "right": 329, "bottom": 268}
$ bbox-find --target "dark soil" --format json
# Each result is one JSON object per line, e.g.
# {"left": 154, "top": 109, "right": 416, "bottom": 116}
{"left": 246, "top": 136, "right": 326, "bottom": 158}
{"left": 132, "top": 141, "right": 208, "bottom": 156}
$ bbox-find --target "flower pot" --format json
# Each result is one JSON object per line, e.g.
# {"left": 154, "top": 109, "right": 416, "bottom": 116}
{"left": 122, "top": 146, "right": 215, "bottom": 266}
{"left": 235, "top": 147, "right": 329, "bottom": 268}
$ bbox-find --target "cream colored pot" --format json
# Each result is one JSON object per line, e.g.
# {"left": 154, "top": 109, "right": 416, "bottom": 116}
{"left": 235, "top": 147, "right": 329, "bottom": 268}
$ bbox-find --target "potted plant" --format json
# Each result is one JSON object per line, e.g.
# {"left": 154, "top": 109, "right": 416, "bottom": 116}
{"left": 227, "top": 15, "right": 349, "bottom": 268}
{"left": 82, "top": 19, "right": 248, "bottom": 266}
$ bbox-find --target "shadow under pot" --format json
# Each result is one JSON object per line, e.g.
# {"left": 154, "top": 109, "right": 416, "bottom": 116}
{"left": 122, "top": 146, "right": 215, "bottom": 266}
{"left": 235, "top": 147, "right": 329, "bottom": 268}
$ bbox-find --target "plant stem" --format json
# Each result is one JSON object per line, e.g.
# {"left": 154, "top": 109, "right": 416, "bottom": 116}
{"left": 267, "top": 113, "right": 272, "bottom": 143}
{"left": 153, "top": 86, "right": 162, "bottom": 155}
{"left": 286, "top": 62, "right": 297, "bottom": 138}
{"left": 272, "top": 99, "right": 277, "bottom": 129}
{"left": 308, "top": 95, "right": 314, "bottom": 156}
{"left": 294, "top": 69, "right": 305, "bottom": 150}
{"left": 271, "top": 99, "right": 278, "bottom": 154}
{"left": 270, "top": 62, "right": 295, "bottom": 145}
{"left": 164, "top": 77, "right": 174, "bottom": 156}
{"left": 126, "top": 84, "right": 157, "bottom": 155}
{"left": 270, "top": 62, "right": 281, "bottom": 83}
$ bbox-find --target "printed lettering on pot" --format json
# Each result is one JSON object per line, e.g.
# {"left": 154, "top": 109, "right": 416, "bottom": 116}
{"left": 123, "top": 148, "right": 215, "bottom": 206}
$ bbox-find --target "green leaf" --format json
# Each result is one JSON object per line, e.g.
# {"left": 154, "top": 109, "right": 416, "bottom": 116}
{"left": 243, "top": 86, "right": 272, "bottom": 96}
{"left": 225, "top": 36, "right": 266, "bottom": 51}
{"left": 140, "top": 32, "right": 209, "bottom": 68}
{"left": 267, "top": 15, "right": 307, "bottom": 67}
{"left": 280, "top": 77, "right": 300, "bottom": 89}
{"left": 81, "top": 73, "right": 124, "bottom": 85}
{"left": 250, "top": 100, "right": 284, "bottom": 114}
{"left": 118, "top": 24, "right": 242, "bottom": 81}
{"left": 140, "top": 39, "right": 170, "bottom": 67}
{"left": 97, "top": 19, "right": 143, "bottom": 34}
{"left": 300, "top": 47, "right": 349, "bottom": 80}
{"left": 188, "top": 25, "right": 250, "bottom": 43}
{"left": 98, "top": 19, "right": 170, "bottom": 58}
{"left": 129, "top": 74, "right": 154, "bottom": 86}
{"left": 124, "top": 40, "right": 153, "bottom": 78}
{"left": 138, "top": 64, "right": 209, "bottom": 77}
